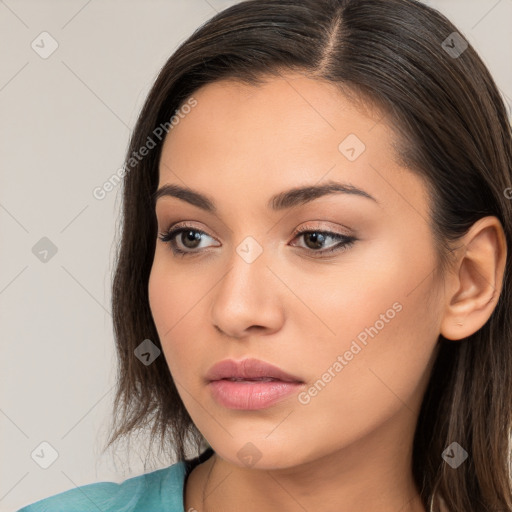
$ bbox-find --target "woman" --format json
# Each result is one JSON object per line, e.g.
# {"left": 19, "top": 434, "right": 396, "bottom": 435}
{"left": 18, "top": 0, "right": 512, "bottom": 511}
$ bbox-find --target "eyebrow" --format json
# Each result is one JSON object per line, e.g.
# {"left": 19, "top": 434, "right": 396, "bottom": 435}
{"left": 152, "top": 180, "right": 379, "bottom": 213}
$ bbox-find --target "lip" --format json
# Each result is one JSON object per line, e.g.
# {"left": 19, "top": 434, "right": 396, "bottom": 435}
{"left": 206, "top": 358, "right": 304, "bottom": 410}
{"left": 206, "top": 358, "right": 303, "bottom": 383}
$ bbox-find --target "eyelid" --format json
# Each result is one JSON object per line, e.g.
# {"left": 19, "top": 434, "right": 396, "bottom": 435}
{"left": 158, "top": 220, "right": 357, "bottom": 258}
{"left": 165, "top": 220, "right": 212, "bottom": 233}
{"left": 292, "top": 221, "right": 354, "bottom": 237}
{"left": 160, "top": 220, "right": 353, "bottom": 242}
{"left": 161, "top": 222, "right": 220, "bottom": 245}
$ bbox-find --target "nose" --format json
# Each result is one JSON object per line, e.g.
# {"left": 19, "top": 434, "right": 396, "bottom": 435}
{"left": 210, "top": 247, "right": 285, "bottom": 339}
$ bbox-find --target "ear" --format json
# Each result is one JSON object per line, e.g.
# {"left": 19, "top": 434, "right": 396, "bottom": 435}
{"left": 440, "top": 216, "right": 507, "bottom": 341}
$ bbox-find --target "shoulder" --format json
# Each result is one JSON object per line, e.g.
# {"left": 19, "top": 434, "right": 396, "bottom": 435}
{"left": 16, "top": 460, "right": 187, "bottom": 512}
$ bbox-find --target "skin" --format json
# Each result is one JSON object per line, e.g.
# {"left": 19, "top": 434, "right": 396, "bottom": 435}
{"left": 148, "top": 71, "right": 507, "bottom": 512}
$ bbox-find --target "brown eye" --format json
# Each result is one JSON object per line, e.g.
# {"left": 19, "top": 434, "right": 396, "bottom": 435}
{"left": 302, "top": 232, "right": 327, "bottom": 250}
{"left": 291, "top": 229, "right": 357, "bottom": 256}
{"left": 157, "top": 225, "right": 356, "bottom": 258}
{"left": 179, "top": 230, "right": 203, "bottom": 249}
{"left": 158, "top": 227, "right": 218, "bottom": 256}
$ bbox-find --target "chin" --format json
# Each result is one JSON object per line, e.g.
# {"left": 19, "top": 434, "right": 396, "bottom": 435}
{"left": 209, "top": 436, "right": 308, "bottom": 470}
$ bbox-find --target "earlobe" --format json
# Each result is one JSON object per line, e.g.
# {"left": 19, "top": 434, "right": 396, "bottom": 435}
{"left": 440, "top": 216, "right": 507, "bottom": 341}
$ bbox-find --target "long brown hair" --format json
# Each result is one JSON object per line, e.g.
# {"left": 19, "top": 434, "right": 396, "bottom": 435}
{"left": 105, "top": 1, "right": 512, "bottom": 510}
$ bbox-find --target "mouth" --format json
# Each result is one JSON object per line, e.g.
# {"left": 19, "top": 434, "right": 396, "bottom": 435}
{"left": 220, "top": 377, "right": 287, "bottom": 382}
{"left": 206, "top": 358, "right": 304, "bottom": 410}
{"left": 205, "top": 357, "right": 303, "bottom": 383}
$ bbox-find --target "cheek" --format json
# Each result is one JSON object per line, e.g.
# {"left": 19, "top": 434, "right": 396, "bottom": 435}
{"left": 292, "top": 301, "right": 438, "bottom": 465}
{"left": 288, "top": 224, "right": 438, "bottom": 359}
{"left": 290, "top": 233, "right": 441, "bottom": 439}
{"left": 148, "top": 259, "right": 199, "bottom": 377}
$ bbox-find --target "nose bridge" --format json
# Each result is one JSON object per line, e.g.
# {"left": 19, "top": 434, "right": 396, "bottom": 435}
{"left": 210, "top": 234, "right": 284, "bottom": 336}
{"left": 219, "top": 234, "right": 272, "bottom": 306}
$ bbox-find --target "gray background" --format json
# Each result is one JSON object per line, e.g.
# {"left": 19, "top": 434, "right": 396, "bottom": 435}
{"left": 1, "top": 0, "right": 511, "bottom": 510}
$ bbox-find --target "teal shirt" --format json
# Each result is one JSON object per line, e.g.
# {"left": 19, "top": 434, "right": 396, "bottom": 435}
{"left": 17, "top": 448, "right": 214, "bottom": 512}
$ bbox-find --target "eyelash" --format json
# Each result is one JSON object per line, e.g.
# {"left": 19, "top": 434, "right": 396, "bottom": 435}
{"left": 157, "top": 223, "right": 356, "bottom": 258}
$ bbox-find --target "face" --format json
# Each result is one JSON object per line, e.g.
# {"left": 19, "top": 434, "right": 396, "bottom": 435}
{"left": 148, "top": 72, "right": 445, "bottom": 470}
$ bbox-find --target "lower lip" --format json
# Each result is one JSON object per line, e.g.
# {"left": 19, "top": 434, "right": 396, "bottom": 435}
{"left": 209, "top": 379, "right": 303, "bottom": 410}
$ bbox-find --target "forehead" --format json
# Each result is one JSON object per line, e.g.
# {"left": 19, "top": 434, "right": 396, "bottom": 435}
{"left": 166, "top": 73, "right": 386, "bottom": 151}
{"left": 161, "top": 73, "right": 389, "bottom": 171}
{"left": 157, "top": 73, "right": 428, "bottom": 219}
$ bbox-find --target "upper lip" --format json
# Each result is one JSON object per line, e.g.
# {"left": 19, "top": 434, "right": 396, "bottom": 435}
{"left": 206, "top": 358, "right": 303, "bottom": 383}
